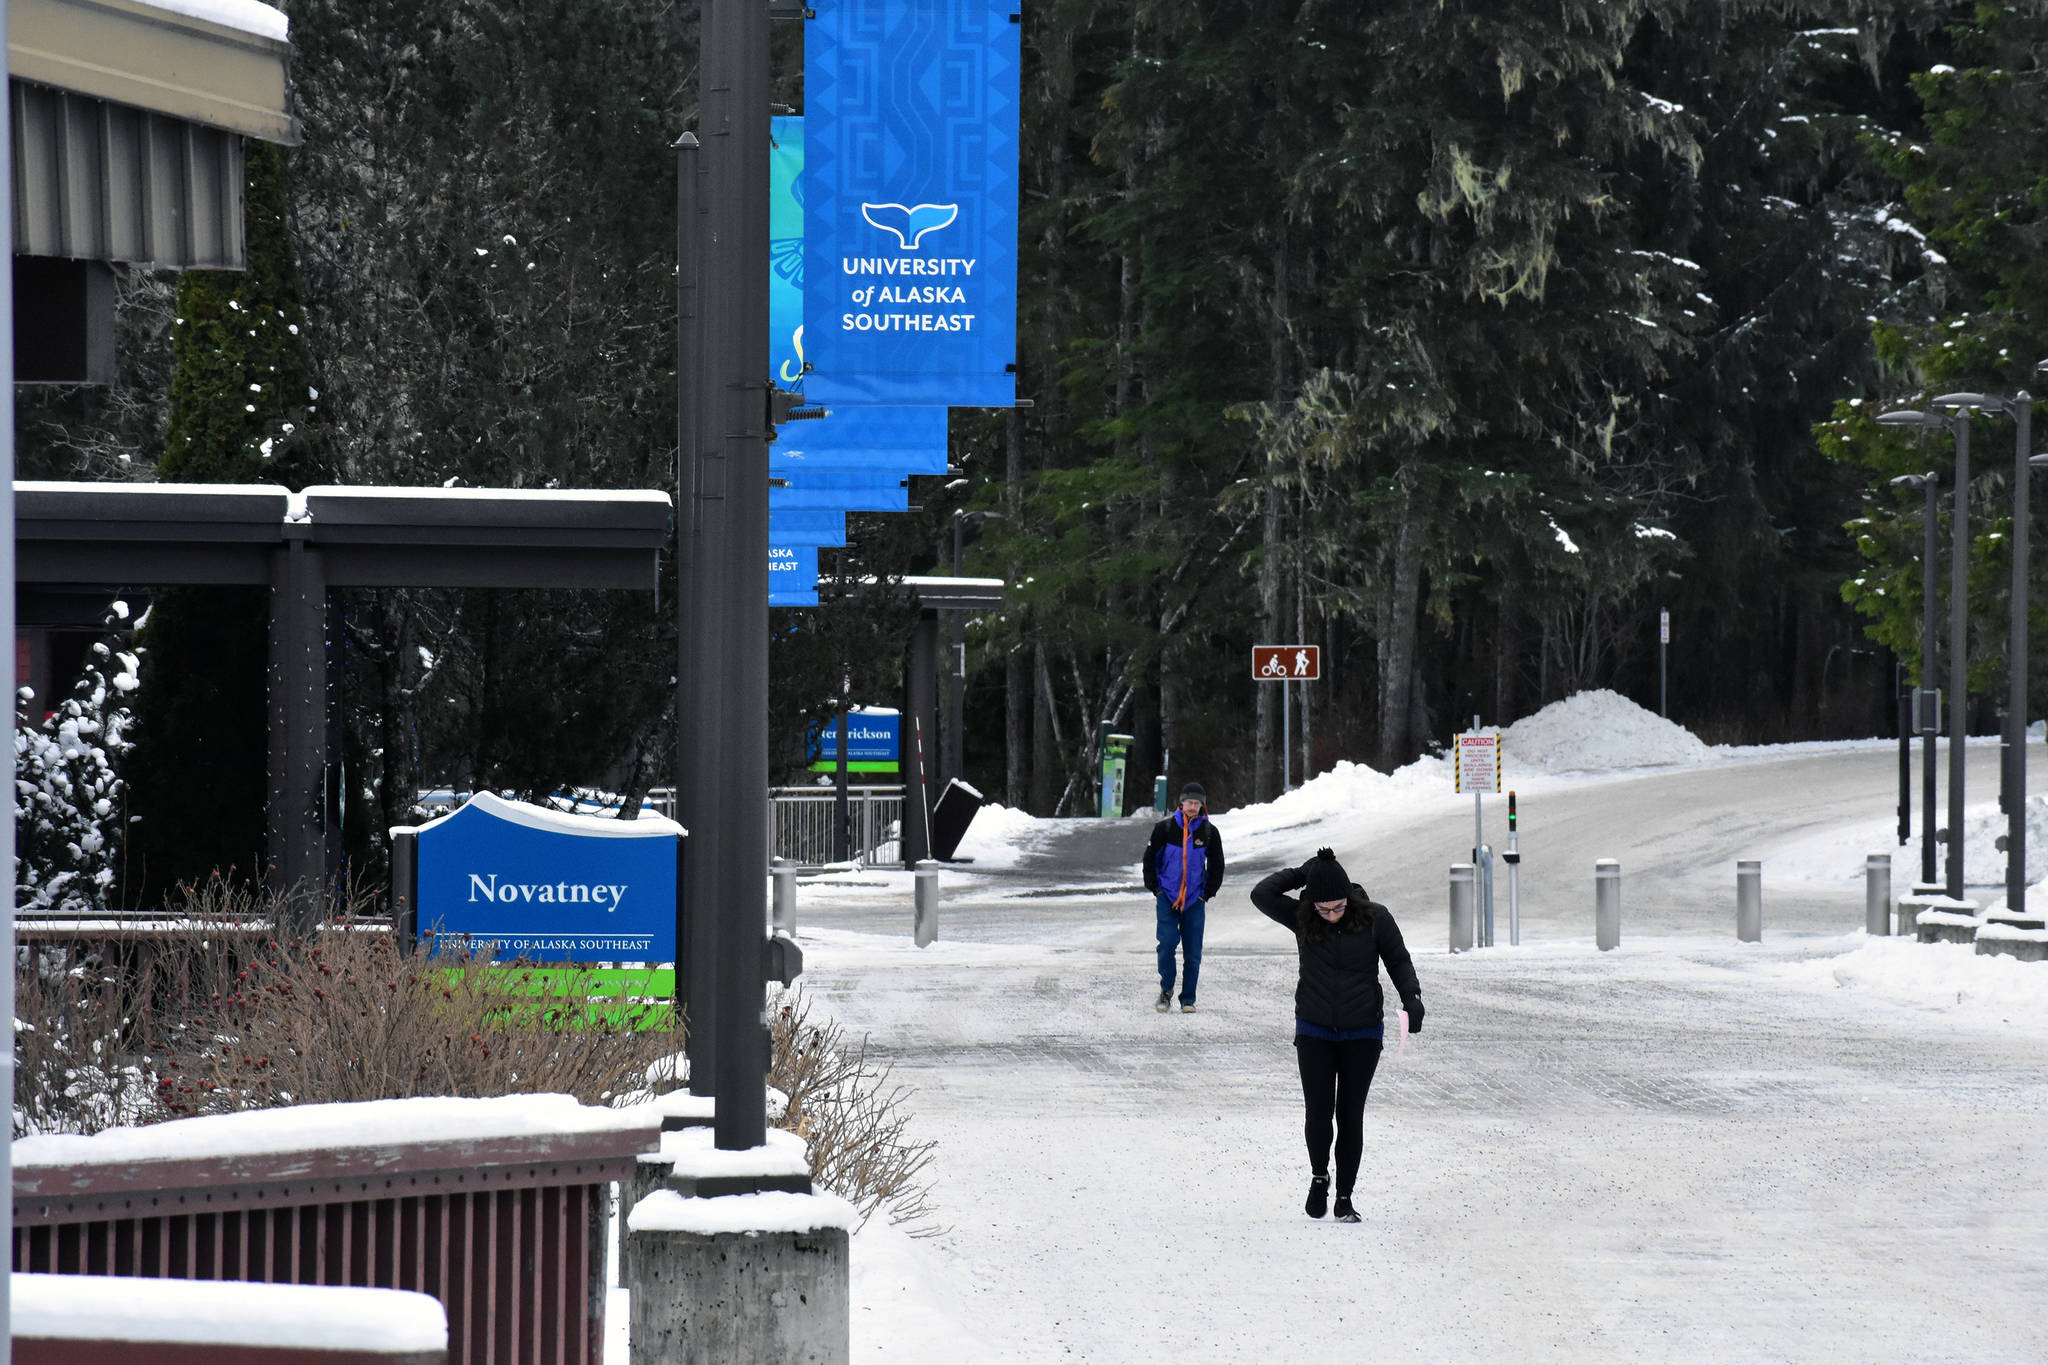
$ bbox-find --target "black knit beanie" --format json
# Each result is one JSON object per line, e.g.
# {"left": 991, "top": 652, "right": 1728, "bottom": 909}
{"left": 1179, "top": 782, "right": 1206, "bottom": 804}
{"left": 1302, "top": 847, "right": 1351, "bottom": 903}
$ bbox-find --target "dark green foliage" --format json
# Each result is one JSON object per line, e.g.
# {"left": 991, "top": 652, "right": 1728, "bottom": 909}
{"left": 126, "top": 142, "right": 323, "bottom": 907}
{"left": 1823, "top": 1, "right": 2044, "bottom": 711}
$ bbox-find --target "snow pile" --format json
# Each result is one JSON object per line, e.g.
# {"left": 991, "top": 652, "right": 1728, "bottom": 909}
{"left": 1501, "top": 689, "right": 1710, "bottom": 772}
{"left": 1773, "top": 936, "right": 2048, "bottom": 1036}
{"left": 1216, "top": 760, "right": 1411, "bottom": 846}
{"left": 1956, "top": 795, "right": 2048, "bottom": 887}
{"left": 950, "top": 803, "right": 1049, "bottom": 869}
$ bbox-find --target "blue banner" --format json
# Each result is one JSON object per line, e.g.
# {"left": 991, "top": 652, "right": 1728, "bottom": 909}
{"left": 771, "top": 588, "right": 820, "bottom": 608}
{"left": 410, "top": 793, "right": 679, "bottom": 962}
{"left": 770, "top": 509, "right": 848, "bottom": 546}
{"left": 771, "top": 116, "right": 808, "bottom": 389}
{"left": 803, "top": 0, "right": 1019, "bottom": 407}
{"left": 771, "top": 476, "right": 909, "bottom": 512}
{"left": 770, "top": 543, "right": 819, "bottom": 594}
{"left": 773, "top": 404, "right": 949, "bottom": 473}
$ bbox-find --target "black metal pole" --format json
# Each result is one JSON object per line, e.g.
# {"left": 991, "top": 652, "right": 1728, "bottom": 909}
{"left": 2009, "top": 394, "right": 2032, "bottom": 915}
{"left": 1922, "top": 475, "right": 1939, "bottom": 886}
{"left": 706, "top": 0, "right": 771, "bottom": 1152}
{"left": 675, "top": 131, "right": 720, "bottom": 1097}
{"left": 1897, "top": 662, "right": 1910, "bottom": 848}
{"left": 945, "top": 516, "right": 965, "bottom": 786}
{"left": 834, "top": 702, "right": 851, "bottom": 862}
{"left": 1948, "top": 417, "right": 1971, "bottom": 901}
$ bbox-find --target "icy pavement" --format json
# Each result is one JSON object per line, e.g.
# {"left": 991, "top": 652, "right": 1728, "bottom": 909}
{"left": 781, "top": 732, "right": 2048, "bottom": 1363}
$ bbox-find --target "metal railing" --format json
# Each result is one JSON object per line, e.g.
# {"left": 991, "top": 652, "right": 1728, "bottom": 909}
{"left": 767, "top": 786, "right": 903, "bottom": 868}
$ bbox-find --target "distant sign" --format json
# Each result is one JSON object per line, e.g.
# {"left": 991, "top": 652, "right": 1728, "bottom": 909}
{"left": 1660, "top": 609, "right": 1670, "bottom": 645}
{"left": 403, "top": 793, "right": 680, "bottom": 962}
{"left": 809, "top": 708, "right": 902, "bottom": 773}
{"left": 1252, "top": 645, "right": 1320, "bottom": 680}
{"left": 1455, "top": 732, "right": 1501, "bottom": 794}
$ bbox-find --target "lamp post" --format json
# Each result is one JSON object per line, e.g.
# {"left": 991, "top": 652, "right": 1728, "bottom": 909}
{"left": 1932, "top": 390, "right": 2037, "bottom": 915}
{"left": 1880, "top": 405, "right": 1971, "bottom": 896}
{"left": 1885, "top": 463, "right": 1941, "bottom": 887}
{"left": 943, "top": 509, "right": 1006, "bottom": 787}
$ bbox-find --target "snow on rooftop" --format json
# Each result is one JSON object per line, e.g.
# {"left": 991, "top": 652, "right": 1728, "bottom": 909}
{"left": 14, "top": 1093, "right": 652, "bottom": 1170}
{"left": 138, "top": 0, "right": 288, "bottom": 43}
{"left": 13, "top": 1274, "right": 444, "bottom": 1350}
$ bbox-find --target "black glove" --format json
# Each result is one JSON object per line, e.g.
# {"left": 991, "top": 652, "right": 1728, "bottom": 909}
{"left": 1404, "top": 999, "right": 1424, "bottom": 1033}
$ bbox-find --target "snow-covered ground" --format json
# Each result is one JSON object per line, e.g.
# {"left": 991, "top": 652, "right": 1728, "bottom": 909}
{"left": 768, "top": 690, "right": 2048, "bottom": 1363}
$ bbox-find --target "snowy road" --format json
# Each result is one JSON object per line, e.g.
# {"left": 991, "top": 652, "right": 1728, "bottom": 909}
{"left": 794, "top": 740, "right": 2048, "bottom": 1363}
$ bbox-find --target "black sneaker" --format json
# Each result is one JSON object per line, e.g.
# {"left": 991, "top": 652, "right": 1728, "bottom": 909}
{"left": 1156, "top": 990, "right": 1171, "bottom": 1012}
{"left": 1180, "top": 1000, "right": 1197, "bottom": 1013}
{"left": 1304, "top": 1175, "right": 1329, "bottom": 1219}
{"left": 1332, "top": 1195, "right": 1360, "bottom": 1223}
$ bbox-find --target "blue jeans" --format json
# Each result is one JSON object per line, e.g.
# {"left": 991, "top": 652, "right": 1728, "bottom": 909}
{"left": 1155, "top": 892, "right": 1206, "bottom": 1003}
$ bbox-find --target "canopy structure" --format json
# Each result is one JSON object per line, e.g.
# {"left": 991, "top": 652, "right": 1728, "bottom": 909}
{"left": 11, "top": 0, "right": 298, "bottom": 382}
{"left": 15, "top": 481, "right": 672, "bottom": 905}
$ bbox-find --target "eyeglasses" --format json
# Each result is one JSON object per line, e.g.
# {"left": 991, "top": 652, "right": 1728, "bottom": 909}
{"left": 1314, "top": 900, "right": 1346, "bottom": 915}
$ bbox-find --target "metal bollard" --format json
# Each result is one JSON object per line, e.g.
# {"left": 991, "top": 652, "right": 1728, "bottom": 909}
{"left": 1865, "top": 854, "right": 1892, "bottom": 936}
{"left": 1736, "top": 860, "right": 1762, "bottom": 942}
{"left": 1595, "top": 859, "right": 1621, "bottom": 951}
{"left": 1448, "top": 863, "right": 1476, "bottom": 952}
{"left": 772, "top": 861, "right": 798, "bottom": 936}
{"left": 914, "top": 859, "right": 939, "bottom": 947}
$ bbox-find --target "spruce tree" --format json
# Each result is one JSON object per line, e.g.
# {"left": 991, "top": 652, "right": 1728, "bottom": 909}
{"left": 124, "top": 141, "right": 322, "bottom": 906}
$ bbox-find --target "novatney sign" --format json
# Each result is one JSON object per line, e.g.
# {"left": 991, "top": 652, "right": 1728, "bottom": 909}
{"left": 392, "top": 792, "right": 682, "bottom": 962}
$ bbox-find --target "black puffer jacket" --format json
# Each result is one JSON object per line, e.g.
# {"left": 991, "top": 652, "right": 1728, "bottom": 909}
{"left": 1251, "top": 864, "right": 1422, "bottom": 1032}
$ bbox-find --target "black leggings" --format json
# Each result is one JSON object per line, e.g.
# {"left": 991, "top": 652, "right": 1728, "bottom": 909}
{"left": 1294, "top": 1035, "right": 1383, "bottom": 1195}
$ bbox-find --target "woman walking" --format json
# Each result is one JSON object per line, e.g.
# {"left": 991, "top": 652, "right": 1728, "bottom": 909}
{"left": 1251, "top": 848, "right": 1423, "bottom": 1223}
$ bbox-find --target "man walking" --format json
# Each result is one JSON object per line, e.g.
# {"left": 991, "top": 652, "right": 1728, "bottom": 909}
{"left": 1142, "top": 782, "right": 1225, "bottom": 1012}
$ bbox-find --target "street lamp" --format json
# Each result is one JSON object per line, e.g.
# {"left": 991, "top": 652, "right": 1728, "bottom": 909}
{"left": 1879, "top": 406, "right": 1970, "bottom": 897}
{"left": 1886, "top": 463, "right": 1941, "bottom": 886}
{"left": 1932, "top": 390, "right": 2036, "bottom": 915}
{"left": 943, "top": 509, "right": 1006, "bottom": 787}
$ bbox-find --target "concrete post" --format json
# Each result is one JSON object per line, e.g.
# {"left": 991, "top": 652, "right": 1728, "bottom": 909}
{"left": 1866, "top": 854, "right": 1892, "bottom": 936}
{"left": 914, "top": 859, "right": 939, "bottom": 947}
{"left": 772, "top": 861, "right": 797, "bottom": 936}
{"left": 1736, "top": 860, "right": 1763, "bottom": 942}
{"left": 1448, "top": 863, "right": 1475, "bottom": 953}
{"left": 628, "top": 1196, "right": 850, "bottom": 1365}
{"left": 1595, "top": 859, "right": 1621, "bottom": 951}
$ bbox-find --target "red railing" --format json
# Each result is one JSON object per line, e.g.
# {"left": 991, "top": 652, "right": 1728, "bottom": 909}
{"left": 15, "top": 1113, "right": 660, "bottom": 1365}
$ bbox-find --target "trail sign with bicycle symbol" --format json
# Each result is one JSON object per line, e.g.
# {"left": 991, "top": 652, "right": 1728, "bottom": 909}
{"left": 1252, "top": 645, "right": 1320, "bottom": 680}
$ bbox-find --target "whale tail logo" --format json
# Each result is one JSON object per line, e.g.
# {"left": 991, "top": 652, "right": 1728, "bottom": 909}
{"left": 860, "top": 202, "right": 959, "bottom": 250}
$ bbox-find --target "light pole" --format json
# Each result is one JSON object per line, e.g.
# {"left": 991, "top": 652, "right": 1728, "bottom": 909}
{"left": 943, "top": 510, "right": 1006, "bottom": 787}
{"left": 1932, "top": 389, "right": 2038, "bottom": 915}
{"left": 1877, "top": 407, "right": 1971, "bottom": 899}
{"left": 1885, "top": 462, "right": 1941, "bottom": 887}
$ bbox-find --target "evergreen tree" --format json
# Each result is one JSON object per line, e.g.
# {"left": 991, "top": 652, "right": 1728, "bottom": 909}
{"left": 1825, "top": 2, "right": 2042, "bottom": 709}
{"left": 124, "top": 141, "right": 323, "bottom": 906}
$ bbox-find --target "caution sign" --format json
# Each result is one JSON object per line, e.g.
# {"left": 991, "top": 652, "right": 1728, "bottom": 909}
{"left": 1455, "top": 732, "right": 1501, "bottom": 794}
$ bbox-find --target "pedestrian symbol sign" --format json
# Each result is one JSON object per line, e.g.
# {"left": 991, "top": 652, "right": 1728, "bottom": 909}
{"left": 1252, "top": 645, "right": 1319, "bottom": 680}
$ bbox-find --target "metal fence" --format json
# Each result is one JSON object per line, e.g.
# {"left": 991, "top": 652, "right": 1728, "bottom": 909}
{"left": 14, "top": 1120, "right": 656, "bottom": 1365}
{"left": 767, "top": 786, "right": 904, "bottom": 868}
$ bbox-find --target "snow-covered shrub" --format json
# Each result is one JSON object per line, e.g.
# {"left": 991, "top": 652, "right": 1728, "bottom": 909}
{"left": 15, "top": 624, "right": 139, "bottom": 914}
